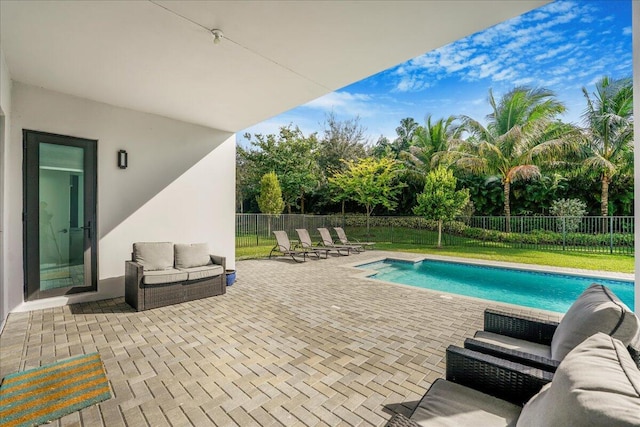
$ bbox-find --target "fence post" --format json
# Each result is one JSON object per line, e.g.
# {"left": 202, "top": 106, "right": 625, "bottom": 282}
{"left": 256, "top": 214, "right": 259, "bottom": 246}
{"left": 610, "top": 216, "right": 614, "bottom": 254}
{"left": 391, "top": 223, "right": 394, "bottom": 244}
{"left": 562, "top": 217, "right": 566, "bottom": 251}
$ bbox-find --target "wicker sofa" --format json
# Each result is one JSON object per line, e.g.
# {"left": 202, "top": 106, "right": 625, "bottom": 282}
{"left": 125, "top": 242, "right": 226, "bottom": 311}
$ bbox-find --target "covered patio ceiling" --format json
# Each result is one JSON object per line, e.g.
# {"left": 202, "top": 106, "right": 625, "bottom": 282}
{"left": 0, "top": 1, "right": 548, "bottom": 133}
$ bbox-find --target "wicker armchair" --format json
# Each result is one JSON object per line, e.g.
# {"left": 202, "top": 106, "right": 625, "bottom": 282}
{"left": 465, "top": 306, "right": 640, "bottom": 372}
{"left": 386, "top": 345, "right": 552, "bottom": 427}
{"left": 464, "top": 308, "right": 562, "bottom": 372}
{"left": 387, "top": 334, "right": 640, "bottom": 427}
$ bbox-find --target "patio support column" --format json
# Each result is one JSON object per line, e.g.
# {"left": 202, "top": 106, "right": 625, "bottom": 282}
{"left": 633, "top": 0, "right": 639, "bottom": 315}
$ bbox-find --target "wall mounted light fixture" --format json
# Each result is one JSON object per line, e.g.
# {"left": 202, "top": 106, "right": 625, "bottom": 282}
{"left": 118, "top": 150, "right": 128, "bottom": 169}
{"left": 211, "top": 29, "right": 224, "bottom": 45}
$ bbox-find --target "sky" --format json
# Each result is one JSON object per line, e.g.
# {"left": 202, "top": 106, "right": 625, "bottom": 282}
{"left": 239, "top": 0, "right": 633, "bottom": 146}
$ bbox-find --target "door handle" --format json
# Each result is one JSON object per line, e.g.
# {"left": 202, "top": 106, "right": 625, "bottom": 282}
{"left": 81, "top": 221, "right": 92, "bottom": 239}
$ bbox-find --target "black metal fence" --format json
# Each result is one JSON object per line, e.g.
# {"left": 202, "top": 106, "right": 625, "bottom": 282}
{"left": 236, "top": 214, "right": 635, "bottom": 255}
{"left": 236, "top": 214, "right": 341, "bottom": 249}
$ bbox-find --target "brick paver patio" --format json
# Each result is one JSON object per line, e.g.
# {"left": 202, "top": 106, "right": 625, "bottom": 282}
{"left": 0, "top": 251, "right": 562, "bottom": 426}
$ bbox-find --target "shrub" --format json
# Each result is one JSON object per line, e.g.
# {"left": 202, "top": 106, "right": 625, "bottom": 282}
{"left": 549, "top": 198, "right": 587, "bottom": 233}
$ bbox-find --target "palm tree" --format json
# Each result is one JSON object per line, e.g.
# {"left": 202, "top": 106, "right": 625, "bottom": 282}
{"left": 399, "top": 115, "right": 461, "bottom": 207}
{"left": 447, "top": 87, "right": 571, "bottom": 232}
{"left": 392, "top": 117, "right": 419, "bottom": 155}
{"left": 580, "top": 76, "right": 633, "bottom": 217}
{"left": 403, "top": 115, "right": 461, "bottom": 172}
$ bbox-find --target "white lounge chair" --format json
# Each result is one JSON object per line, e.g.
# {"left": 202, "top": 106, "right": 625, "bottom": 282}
{"left": 295, "top": 229, "right": 330, "bottom": 259}
{"left": 317, "top": 227, "right": 358, "bottom": 256}
{"left": 333, "top": 227, "right": 374, "bottom": 251}
{"left": 269, "top": 230, "right": 315, "bottom": 262}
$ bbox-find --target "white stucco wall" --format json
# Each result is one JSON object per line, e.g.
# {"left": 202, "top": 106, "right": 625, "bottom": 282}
{"left": 0, "top": 46, "right": 13, "bottom": 329}
{"left": 6, "top": 82, "right": 235, "bottom": 312}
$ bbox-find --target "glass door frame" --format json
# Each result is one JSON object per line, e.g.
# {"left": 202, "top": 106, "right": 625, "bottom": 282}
{"left": 23, "top": 130, "right": 98, "bottom": 300}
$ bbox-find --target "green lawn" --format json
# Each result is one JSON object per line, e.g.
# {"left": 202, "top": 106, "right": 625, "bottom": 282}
{"left": 236, "top": 239, "right": 634, "bottom": 273}
{"left": 373, "top": 243, "right": 634, "bottom": 274}
{"left": 236, "top": 244, "right": 277, "bottom": 260}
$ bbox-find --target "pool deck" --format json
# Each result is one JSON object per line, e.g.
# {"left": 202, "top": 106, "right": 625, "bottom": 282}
{"left": 2, "top": 251, "right": 620, "bottom": 426}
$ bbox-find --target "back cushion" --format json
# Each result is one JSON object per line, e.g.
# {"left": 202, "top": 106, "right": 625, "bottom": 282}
{"left": 517, "top": 333, "right": 640, "bottom": 426}
{"left": 133, "top": 242, "right": 174, "bottom": 271}
{"left": 551, "top": 284, "right": 638, "bottom": 360}
{"left": 174, "top": 243, "right": 211, "bottom": 269}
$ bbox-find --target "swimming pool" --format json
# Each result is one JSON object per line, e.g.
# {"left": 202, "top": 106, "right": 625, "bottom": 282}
{"left": 358, "top": 258, "right": 635, "bottom": 313}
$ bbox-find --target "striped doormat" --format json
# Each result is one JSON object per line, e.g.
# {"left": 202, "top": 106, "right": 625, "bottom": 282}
{"left": 0, "top": 353, "right": 112, "bottom": 427}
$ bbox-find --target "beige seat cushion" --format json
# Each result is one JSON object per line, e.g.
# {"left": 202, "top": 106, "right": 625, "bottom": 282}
{"left": 178, "top": 265, "right": 223, "bottom": 281}
{"left": 133, "top": 242, "right": 174, "bottom": 271}
{"left": 174, "top": 243, "right": 212, "bottom": 269}
{"left": 517, "top": 333, "right": 640, "bottom": 427}
{"left": 551, "top": 284, "right": 639, "bottom": 360}
{"left": 142, "top": 268, "right": 188, "bottom": 285}
{"left": 411, "top": 379, "right": 521, "bottom": 427}
{"left": 474, "top": 331, "right": 552, "bottom": 359}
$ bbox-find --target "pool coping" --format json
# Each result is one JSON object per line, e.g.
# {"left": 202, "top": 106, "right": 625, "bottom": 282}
{"left": 341, "top": 252, "right": 634, "bottom": 316}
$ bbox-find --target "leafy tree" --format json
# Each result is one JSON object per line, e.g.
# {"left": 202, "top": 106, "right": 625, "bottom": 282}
{"left": 257, "top": 172, "right": 285, "bottom": 235}
{"left": 317, "top": 112, "right": 367, "bottom": 172}
{"left": 316, "top": 113, "right": 368, "bottom": 213}
{"left": 370, "top": 117, "right": 420, "bottom": 159}
{"left": 370, "top": 135, "right": 394, "bottom": 158}
{"left": 242, "top": 125, "right": 319, "bottom": 213}
{"left": 329, "top": 157, "right": 406, "bottom": 232}
{"left": 236, "top": 148, "right": 249, "bottom": 213}
{"left": 580, "top": 76, "right": 633, "bottom": 216}
{"left": 413, "top": 167, "right": 469, "bottom": 248}
{"left": 510, "top": 173, "right": 568, "bottom": 215}
{"left": 456, "top": 174, "right": 504, "bottom": 216}
{"left": 607, "top": 174, "right": 634, "bottom": 216}
{"left": 446, "top": 87, "right": 572, "bottom": 231}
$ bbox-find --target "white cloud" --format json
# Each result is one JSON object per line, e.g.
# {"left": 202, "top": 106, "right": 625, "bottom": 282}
{"left": 513, "top": 77, "right": 535, "bottom": 86}
{"left": 622, "top": 26, "right": 632, "bottom": 35}
{"left": 543, "top": 0, "right": 576, "bottom": 14}
{"left": 301, "top": 91, "right": 375, "bottom": 117}
{"left": 494, "top": 68, "right": 519, "bottom": 82}
{"left": 534, "top": 43, "right": 575, "bottom": 61}
{"left": 472, "top": 58, "right": 502, "bottom": 79}
{"left": 395, "top": 75, "right": 432, "bottom": 92}
{"left": 549, "top": 66, "right": 571, "bottom": 76}
{"left": 300, "top": 91, "right": 402, "bottom": 122}
{"left": 529, "top": 11, "right": 549, "bottom": 21}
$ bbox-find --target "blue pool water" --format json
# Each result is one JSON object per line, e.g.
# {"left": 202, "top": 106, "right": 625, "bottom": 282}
{"left": 358, "top": 259, "right": 635, "bottom": 313}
